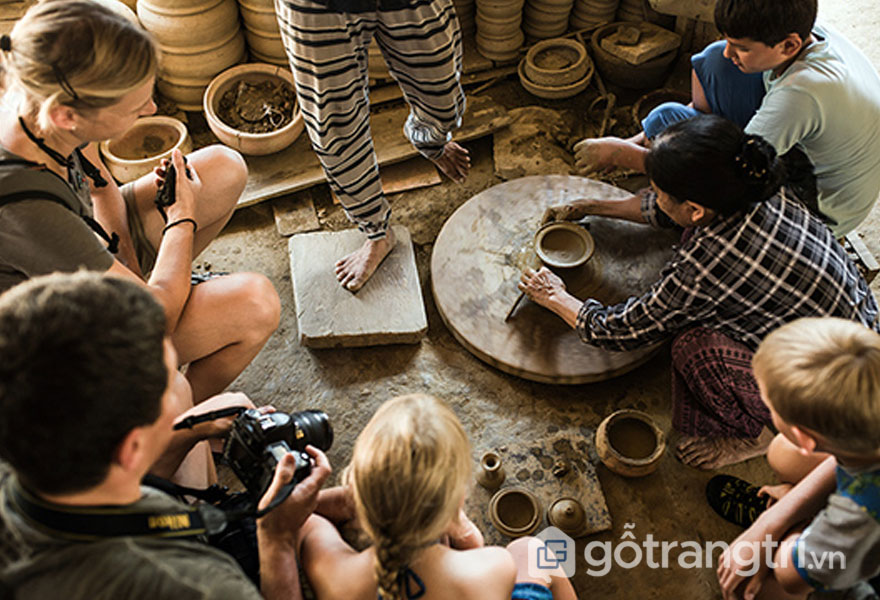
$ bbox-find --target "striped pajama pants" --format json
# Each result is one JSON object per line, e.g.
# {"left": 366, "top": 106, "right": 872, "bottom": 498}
{"left": 275, "top": 0, "right": 466, "bottom": 239}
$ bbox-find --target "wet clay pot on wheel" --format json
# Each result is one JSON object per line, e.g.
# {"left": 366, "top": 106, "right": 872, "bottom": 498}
{"left": 595, "top": 409, "right": 666, "bottom": 477}
{"left": 547, "top": 496, "right": 588, "bottom": 537}
{"left": 476, "top": 452, "right": 506, "bottom": 491}
{"left": 489, "top": 487, "right": 542, "bottom": 538}
{"left": 534, "top": 221, "right": 595, "bottom": 269}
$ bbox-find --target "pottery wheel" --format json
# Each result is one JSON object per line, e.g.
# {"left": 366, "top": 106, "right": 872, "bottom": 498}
{"left": 431, "top": 175, "right": 679, "bottom": 384}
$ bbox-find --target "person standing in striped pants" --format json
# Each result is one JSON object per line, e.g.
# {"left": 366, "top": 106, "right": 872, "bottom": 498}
{"left": 276, "top": 0, "right": 471, "bottom": 291}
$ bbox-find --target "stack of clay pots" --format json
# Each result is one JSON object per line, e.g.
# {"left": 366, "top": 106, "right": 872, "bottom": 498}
{"left": 238, "top": 0, "right": 288, "bottom": 66}
{"left": 570, "top": 0, "right": 619, "bottom": 30}
{"left": 475, "top": 0, "right": 525, "bottom": 62}
{"left": 452, "top": 0, "right": 476, "bottom": 38}
{"left": 523, "top": 0, "right": 575, "bottom": 40}
{"left": 616, "top": 0, "right": 645, "bottom": 22}
{"left": 138, "top": 0, "right": 246, "bottom": 111}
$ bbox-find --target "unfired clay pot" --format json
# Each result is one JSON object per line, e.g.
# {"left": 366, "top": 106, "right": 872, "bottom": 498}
{"left": 489, "top": 488, "right": 542, "bottom": 538}
{"left": 534, "top": 221, "right": 595, "bottom": 267}
{"left": 99, "top": 116, "right": 192, "bottom": 183}
{"left": 590, "top": 22, "right": 678, "bottom": 89}
{"left": 476, "top": 452, "right": 506, "bottom": 491}
{"left": 547, "top": 497, "right": 588, "bottom": 537}
{"left": 203, "top": 63, "right": 304, "bottom": 156}
{"left": 595, "top": 409, "right": 666, "bottom": 477}
{"left": 524, "top": 38, "right": 590, "bottom": 86}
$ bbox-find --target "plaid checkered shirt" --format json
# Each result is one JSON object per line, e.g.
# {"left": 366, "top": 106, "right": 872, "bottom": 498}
{"left": 575, "top": 189, "right": 879, "bottom": 351}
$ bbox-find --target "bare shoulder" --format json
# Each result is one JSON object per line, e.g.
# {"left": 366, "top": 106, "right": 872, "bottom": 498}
{"left": 446, "top": 546, "right": 516, "bottom": 597}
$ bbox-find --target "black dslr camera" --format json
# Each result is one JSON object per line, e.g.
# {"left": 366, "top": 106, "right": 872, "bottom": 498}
{"left": 222, "top": 409, "right": 333, "bottom": 502}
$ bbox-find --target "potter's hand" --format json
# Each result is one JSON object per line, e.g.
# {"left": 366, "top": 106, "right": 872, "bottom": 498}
{"left": 518, "top": 267, "right": 567, "bottom": 309}
{"left": 541, "top": 200, "right": 594, "bottom": 224}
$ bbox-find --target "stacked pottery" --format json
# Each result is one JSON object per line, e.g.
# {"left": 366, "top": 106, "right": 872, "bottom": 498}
{"left": 570, "top": 0, "right": 618, "bottom": 30}
{"left": 453, "top": 0, "right": 476, "bottom": 38}
{"left": 616, "top": 0, "right": 644, "bottom": 21}
{"left": 239, "top": 0, "right": 288, "bottom": 66}
{"left": 138, "top": 0, "right": 246, "bottom": 111}
{"left": 475, "top": 0, "right": 525, "bottom": 62}
{"left": 523, "top": 0, "right": 575, "bottom": 40}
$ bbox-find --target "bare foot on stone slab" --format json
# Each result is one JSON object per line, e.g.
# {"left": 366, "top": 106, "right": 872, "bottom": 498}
{"left": 675, "top": 427, "right": 775, "bottom": 470}
{"left": 432, "top": 141, "right": 470, "bottom": 183}
{"left": 334, "top": 228, "right": 396, "bottom": 292}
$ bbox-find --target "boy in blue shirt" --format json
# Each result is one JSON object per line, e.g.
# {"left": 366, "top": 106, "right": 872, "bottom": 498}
{"left": 713, "top": 317, "right": 880, "bottom": 599}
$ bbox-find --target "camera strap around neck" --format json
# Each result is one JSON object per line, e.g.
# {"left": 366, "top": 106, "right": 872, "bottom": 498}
{"left": 8, "top": 479, "right": 230, "bottom": 543}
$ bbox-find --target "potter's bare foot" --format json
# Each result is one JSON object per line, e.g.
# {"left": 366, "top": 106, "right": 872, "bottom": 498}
{"left": 675, "top": 428, "right": 774, "bottom": 470}
{"left": 446, "top": 509, "right": 484, "bottom": 550}
{"left": 432, "top": 141, "right": 470, "bottom": 183}
{"left": 573, "top": 137, "right": 636, "bottom": 174}
{"left": 334, "top": 228, "right": 396, "bottom": 292}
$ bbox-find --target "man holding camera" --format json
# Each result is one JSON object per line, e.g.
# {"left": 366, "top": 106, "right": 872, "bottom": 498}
{"left": 0, "top": 272, "right": 330, "bottom": 599}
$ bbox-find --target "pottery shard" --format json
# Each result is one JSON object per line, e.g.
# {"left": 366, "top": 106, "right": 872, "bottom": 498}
{"left": 600, "top": 23, "right": 681, "bottom": 65}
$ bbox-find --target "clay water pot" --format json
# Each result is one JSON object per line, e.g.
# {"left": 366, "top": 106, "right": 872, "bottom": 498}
{"left": 476, "top": 452, "right": 506, "bottom": 491}
{"left": 138, "top": 0, "right": 240, "bottom": 48}
{"left": 203, "top": 63, "right": 304, "bottom": 156}
{"left": 595, "top": 409, "right": 666, "bottom": 477}
{"left": 239, "top": 0, "right": 280, "bottom": 32}
{"left": 99, "top": 116, "right": 192, "bottom": 183}
{"left": 489, "top": 488, "right": 542, "bottom": 538}
{"left": 243, "top": 26, "right": 287, "bottom": 61}
{"left": 475, "top": 0, "right": 524, "bottom": 19}
{"left": 534, "top": 221, "right": 595, "bottom": 267}
{"left": 547, "top": 497, "right": 588, "bottom": 537}
{"left": 590, "top": 21, "right": 678, "bottom": 89}
{"left": 524, "top": 38, "right": 590, "bottom": 86}
{"left": 159, "top": 28, "right": 246, "bottom": 82}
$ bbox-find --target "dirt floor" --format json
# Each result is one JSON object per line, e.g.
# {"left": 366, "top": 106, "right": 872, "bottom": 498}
{"left": 201, "top": 3, "right": 880, "bottom": 598}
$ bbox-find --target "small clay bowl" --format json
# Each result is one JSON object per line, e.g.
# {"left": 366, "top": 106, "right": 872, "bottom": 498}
{"left": 518, "top": 56, "right": 593, "bottom": 100}
{"left": 489, "top": 487, "right": 542, "bottom": 538}
{"left": 203, "top": 63, "right": 304, "bottom": 156}
{"left": 524, "top": 38, "right": 590, "bottom": 86}
{"left": 534, "top": 221, "right": 595, "bottom": 269}
{"left": 99, "top": 116, "right": 192, "bottom": 183}
{"left": 595, "top": 409, "right": 666, "bottom": 477}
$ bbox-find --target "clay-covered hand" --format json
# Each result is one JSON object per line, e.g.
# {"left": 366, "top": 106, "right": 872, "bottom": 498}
{"left": 518, "top": 267, "right": 567, "bottom": 308}
{"left": 541, "top": 199, "right": 593, "bottom": 224}
{"left": 257, "top": 446, "right": 332, "bottom": 542}
{"left": 573, "top": 137, "right": 620, "bottom": 174}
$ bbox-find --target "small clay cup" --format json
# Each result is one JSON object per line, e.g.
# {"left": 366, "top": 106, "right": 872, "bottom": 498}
{"left": 534, "top": 221, "right": 595, "bottom": 269}
{"left": 547, "top": 496, "right": 588, "bottom": 537}
{"left": 595, "top": 409, "right": 666, "bottom": 477}
{"left": 476, "top": 451, "right": 506, "bottom": 491}
{"left": 99, "top": 116, "right": 192, "bottom": 183}
{"left": 489, "top": 487, "right": 542, "bottom": 538}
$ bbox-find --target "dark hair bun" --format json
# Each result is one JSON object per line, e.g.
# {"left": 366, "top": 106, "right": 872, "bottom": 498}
{"left": 734, "top": 135, "right": 776, "bottom": 184}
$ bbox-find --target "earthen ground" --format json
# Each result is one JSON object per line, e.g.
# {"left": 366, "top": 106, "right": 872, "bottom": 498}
{"left": 201, "top": 2, "right": 880, "bottom": 598}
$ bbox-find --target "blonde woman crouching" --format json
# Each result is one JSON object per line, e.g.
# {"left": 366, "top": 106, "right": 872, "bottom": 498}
{"left": 0, "top": 0, "right": 280, "bottom": 407}
{"left": 298, "top": 394, "right": 578, "bottom": 600}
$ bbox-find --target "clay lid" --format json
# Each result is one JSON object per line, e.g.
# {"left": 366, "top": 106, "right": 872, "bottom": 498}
{"left": 547, "top": 497, "right": 586, "bottom": 535}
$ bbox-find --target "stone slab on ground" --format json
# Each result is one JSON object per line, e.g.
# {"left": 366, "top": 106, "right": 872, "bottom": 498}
{"left": 272, "top": 192, "right": 320, "bottom": 236}
{"left": 238, "top": 94, "right": 510, "bottom": 209}
{"left": 469, "top": 427, "right": 612, "bottom": 544}
{"left": 288, "top": 225, "right": 427, "bottom": 348}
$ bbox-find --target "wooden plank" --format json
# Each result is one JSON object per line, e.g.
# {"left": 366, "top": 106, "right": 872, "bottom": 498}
{"left": 237, "top": 94, "right": 510, "bottom": 209}
{"left": 369, "top": 64, "right": 518, "bottom": 106}
{"left": 845, "top": 231, "right": 880, "bottom": 283}
{"left": 332, "top": 157, "right": 442, "bottom": 204}
{"left": 289, "top": 225, "right": 427, "bottom": 348}
{"left": 272, "top": 192, "right": 320, "bottom": 237}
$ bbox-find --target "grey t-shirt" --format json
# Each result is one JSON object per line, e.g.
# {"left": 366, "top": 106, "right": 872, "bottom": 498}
{"left": 0, "top": 480, "right": 262, "bottom": 600}
{"left": 794, "top": 463, "right": 880, "bottom": 596}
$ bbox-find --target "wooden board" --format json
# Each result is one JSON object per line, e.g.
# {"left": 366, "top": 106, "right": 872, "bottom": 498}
{"left": 331, "top": 157, "right": 442, "bottom": 204}
{"left": 467, "top": 427, "right": 612, "bottom": 544}
{"left": 238, "top": 94, "right": 510, "bottom": 209}
{"left": 272, "top": 192, "right": 321, "bottom": 236}
{"left": 289, "top": 225, "right": 427, "bottom": 348}
{"left": 431, "top": 176, "right": 680, "bottom": 384}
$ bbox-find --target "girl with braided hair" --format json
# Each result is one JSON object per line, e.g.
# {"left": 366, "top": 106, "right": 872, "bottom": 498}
{"left": 521, "top": 114, "right": 878, "bottom": 471}
{"left": 297, "top": 394, "right": 577, "bottom": 600}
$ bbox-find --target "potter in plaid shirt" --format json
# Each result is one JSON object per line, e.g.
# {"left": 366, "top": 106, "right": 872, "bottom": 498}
{"left": 575, "top": 188, "right": 879, "bottom": 352}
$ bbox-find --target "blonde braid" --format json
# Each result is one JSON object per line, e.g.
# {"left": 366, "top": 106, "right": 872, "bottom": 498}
{"left": 374, "top": 535, "right": 409, "bottom": 599}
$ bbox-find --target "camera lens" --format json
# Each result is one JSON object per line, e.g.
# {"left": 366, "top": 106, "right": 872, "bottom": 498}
{"left": 292, "top": 410, "right": 333, "bottom": 452}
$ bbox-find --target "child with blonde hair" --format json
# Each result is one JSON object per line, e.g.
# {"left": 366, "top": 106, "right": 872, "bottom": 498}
{"left": 298, "top": 394, "right": 577, "bottom": 600}
{"left": 710, "top": 317, "right": 880, "bottom": 599}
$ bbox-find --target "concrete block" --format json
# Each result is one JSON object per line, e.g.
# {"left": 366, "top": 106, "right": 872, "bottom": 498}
{"left": 601, "top": 23, "right": 681, "bottom": 65}
{"left": 289, "top": 225, "right": 427, "bottom": 348}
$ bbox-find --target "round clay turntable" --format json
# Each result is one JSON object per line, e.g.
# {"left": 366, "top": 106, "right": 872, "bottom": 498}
{"left": 431, "top": 175, "right": 679, "bottom": 384}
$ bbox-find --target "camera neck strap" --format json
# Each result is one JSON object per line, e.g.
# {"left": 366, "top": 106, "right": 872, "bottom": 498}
{"left": 8, "top": 479, "right": 230, "bottom": 543}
